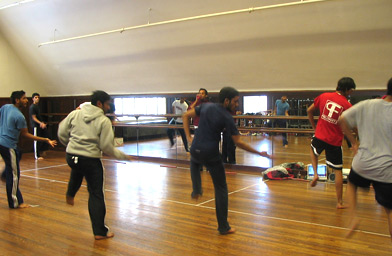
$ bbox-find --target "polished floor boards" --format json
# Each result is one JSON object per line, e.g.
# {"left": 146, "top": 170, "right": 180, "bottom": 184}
{"left": 118, "top": 133, "right": 355, "bottom": 169}
{"left": 0, "top": 136, "right": 391, "bottom": 255}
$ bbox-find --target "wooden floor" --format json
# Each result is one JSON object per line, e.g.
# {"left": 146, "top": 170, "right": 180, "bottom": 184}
{"left": 118, "top": 133, "right": 355, "bottom": 169}
{"left": 0, "top": 136, "right": 391, "bottom": 255}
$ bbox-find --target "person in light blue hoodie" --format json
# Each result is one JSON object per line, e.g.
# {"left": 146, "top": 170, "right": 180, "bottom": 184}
{"left": 58, "top": 90, "right": 133, "bottom": 240}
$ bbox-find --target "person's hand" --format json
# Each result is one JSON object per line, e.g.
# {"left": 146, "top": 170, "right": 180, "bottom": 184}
{"left": 187, "top": 136, "right": 193, "bottom": 146}
{"left": 40, "top": 123, "right": 47, "bottom": 129}
{"left": 351, "top": 142, "right": 359, "bottom": 155}
{"left": 47, "top": 139, "right": 57, "bottom": 148}
{"left": 259, "top": 151, "right": 272, "bottom": 159}
{"left": 127, "top": 155, "right": 138, "bottom": 161}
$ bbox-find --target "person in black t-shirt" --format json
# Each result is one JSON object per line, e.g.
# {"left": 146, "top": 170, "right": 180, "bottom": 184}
{"left": 29, "top": 92, "right": 49, "bottom": 160}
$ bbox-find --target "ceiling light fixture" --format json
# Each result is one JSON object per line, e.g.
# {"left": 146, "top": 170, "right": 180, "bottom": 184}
{"left": 0, "top": 0, "right": 36, "bottom": 11}
{"left": 38, "top": 0, "right": 332, "bottom": 47}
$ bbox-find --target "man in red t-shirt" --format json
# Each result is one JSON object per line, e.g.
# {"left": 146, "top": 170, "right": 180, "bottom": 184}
{"left": 307, "top": 77, "right": 356, "bottom": 209}
{"left": 188, "top": 88, "right": 209, "bottom": 127}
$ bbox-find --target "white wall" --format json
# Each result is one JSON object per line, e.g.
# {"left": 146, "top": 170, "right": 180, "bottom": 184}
{"left": 0, "top": 0, "right": 391, "bottom": 97}
{"left": 0, "top": 30, "right": 44, "bottom": 97}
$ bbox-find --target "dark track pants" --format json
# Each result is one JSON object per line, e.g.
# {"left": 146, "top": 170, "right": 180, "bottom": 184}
{"left": 190, "top": 151, "right": 231, "bottom": 233}
{"left": 275, "top": 119, "right": 288, "bottom": 146}
{"left": 66, "top": 153, "right": 109, "bottom": 236}
{"left": 167, "top": 124, "right": 189, "bottom": 151}
{"left": 0, "top": 145, "right": 24, "bottom": 208}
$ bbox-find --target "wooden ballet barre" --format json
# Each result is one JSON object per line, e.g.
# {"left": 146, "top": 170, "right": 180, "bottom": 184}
{"left": 111, "top": 122, "right": 314, "bottom": 134}
{"left": 233, "top": 115, "right": 318, "bottom": 120}
{"left": 41, "top": 113, "right": 317, "bottom": 130}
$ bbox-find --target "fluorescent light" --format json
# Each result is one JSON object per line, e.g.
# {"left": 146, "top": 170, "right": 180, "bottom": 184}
{"left": 0, "top": 0, "right": 36, "bottom": 10}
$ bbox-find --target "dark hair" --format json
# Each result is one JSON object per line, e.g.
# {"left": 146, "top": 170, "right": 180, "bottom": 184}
{"left": 91, "top": 90, "right": 110, "bottom": 106}
{"left": 219, "top": 87, "right": 239, "bottom": 104}
{"left": 11, "top": 90, "right": 26, "bottom": 104}
{"left": 199, "top": 88, "right": 208, "bottom": 95}
{"left": 336, "top": 77, "right": 356, "bottom": 92}
{"left": 32, "top": 92, "right": 40, "bottom": 98}
{"left": 387, "top": 78, "right": 392, "bottom": 96}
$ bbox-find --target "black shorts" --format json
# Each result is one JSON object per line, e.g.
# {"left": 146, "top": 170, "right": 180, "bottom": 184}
{"left": 310, "top": 136, "right": 343, "bottom": 170}
{"left": 348, "top": 168, "right": 392, "bottom": 209}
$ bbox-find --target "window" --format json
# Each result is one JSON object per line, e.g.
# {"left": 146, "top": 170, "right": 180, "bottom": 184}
{"left": 113, "top": 97, "right": 167, "bottom": 122}
{"left": 243, "top": 96, "right": 268, "bottom": 114}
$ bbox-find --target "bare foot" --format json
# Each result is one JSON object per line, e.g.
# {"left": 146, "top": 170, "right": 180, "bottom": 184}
{"left": 310, "top": 176, "right": 319, "bottom": 187}
{"left": 95, "top": 232, "right": 114, "bottom": 240}
{"left": 345, "top": 218, "right": 360, "bottom": 238}
{"left": 336, "top": 203, "right": 348, "bottom": 209}
{"left": 66, "top": 195, "right": 74, "bottom": 206}
{"left": 18, "top": 203, "right": 31, "bottom": 208}
{"left": 36, "top": 157, "right": 44, "bottom": 160}
{"left": 220, "top": 228, "right": 236, "bottom": 235}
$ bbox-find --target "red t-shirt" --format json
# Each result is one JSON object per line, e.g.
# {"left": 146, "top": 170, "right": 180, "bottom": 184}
{"left": 188, "top": 99, "right": 209, "bottom": 126}
{"left": 314, "top": 92, "right": 352, "bottom": 146}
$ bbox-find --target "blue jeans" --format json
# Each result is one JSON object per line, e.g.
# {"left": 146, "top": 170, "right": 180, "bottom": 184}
{"left": 275, "top": 119, "right": 288, "bottom": 146}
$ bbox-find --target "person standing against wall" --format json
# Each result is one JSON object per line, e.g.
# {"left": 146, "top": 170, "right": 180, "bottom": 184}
{"left": 29, "top": 92, "right": 49, "bottom": 160}
{"left": 307, "top": 77, "right": 356, "bottom": 209}
{"left": 273, "top": 96, "right": 290, "bottom": 148}
{"left": 0, "top": 90, "right": 57, "bottom": 208}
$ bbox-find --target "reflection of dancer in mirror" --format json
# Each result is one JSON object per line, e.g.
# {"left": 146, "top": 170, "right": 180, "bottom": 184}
{"left": 0, "top": 90, "right": 57, "bottom": 209}
{"left": 339, "top": 78, "right": 392, "bottom": 240}
{"left": 183, "top": 87, "right": 271, "bottom": 235}
{"left": 273, "top": 96, "right": 290, "bottom": 148}
{"left": 187, "top": 88, "right": 209, "bottom": 128}
{"left": 167, "top": 97, "right": 189, "bottom": 152}
{"left": 307, "top": 77, "right": 356, "bottom": 209}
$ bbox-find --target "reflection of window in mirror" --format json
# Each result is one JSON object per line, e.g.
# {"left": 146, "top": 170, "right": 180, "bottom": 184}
{"left": 113, "top": 97, "right": 166, "bottom": 122}
{"left": 243, "top": 96, "right": 268, "bottom": 114}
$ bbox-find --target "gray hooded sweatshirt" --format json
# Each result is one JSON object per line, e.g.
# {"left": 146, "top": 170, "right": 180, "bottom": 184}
{"left": 58, "top": 104, "right": 128, "bottom": 160}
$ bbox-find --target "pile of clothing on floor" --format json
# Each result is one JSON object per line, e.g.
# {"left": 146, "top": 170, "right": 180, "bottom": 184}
{"left": 262, "top": 162, "right": 306, "bottom": 180}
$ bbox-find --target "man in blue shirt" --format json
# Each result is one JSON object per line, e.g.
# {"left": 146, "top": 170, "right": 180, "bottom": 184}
{"left": 274, "top": 96, "right": 290, "bottom": 148}
{"left": 0, "top": 90, "right": 57, "bottom": 208}
{"left": 183, "top": 87, "right": 271, "bottom": 235}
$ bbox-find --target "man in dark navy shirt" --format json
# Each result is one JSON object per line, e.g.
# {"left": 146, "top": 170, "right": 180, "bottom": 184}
{"left": 183, "top": 87, "right": 271, "bottom": 235}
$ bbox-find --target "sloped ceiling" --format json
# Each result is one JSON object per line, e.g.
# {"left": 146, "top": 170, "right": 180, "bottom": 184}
{"left": 0, "top": 0, "right": 391, "bottom": 96}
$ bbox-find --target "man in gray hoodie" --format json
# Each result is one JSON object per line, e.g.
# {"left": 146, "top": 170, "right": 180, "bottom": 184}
{"left": 58, "top": 90, "right": 132, "bottom": 240}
